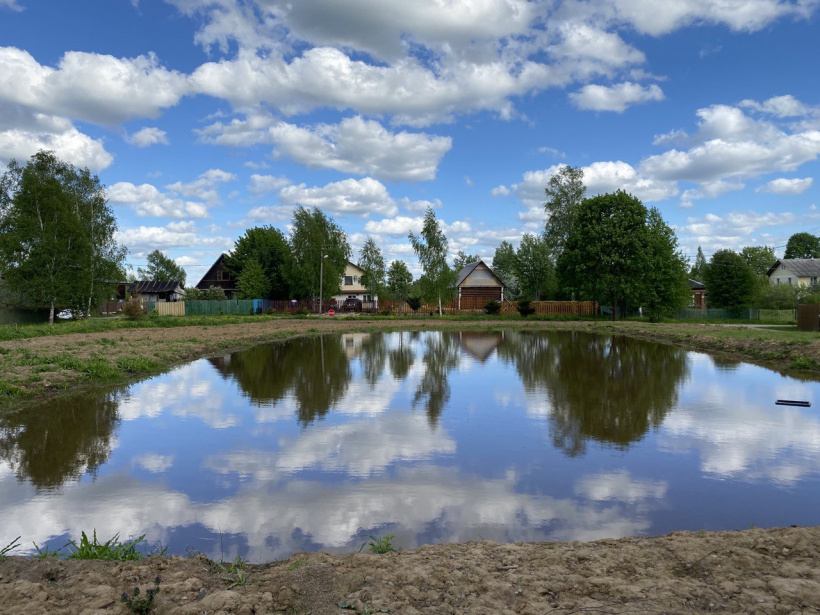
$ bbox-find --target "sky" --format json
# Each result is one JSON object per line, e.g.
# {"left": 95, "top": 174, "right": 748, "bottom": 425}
{"left": 1, "top": 0, "right": 819, "bottom": 284}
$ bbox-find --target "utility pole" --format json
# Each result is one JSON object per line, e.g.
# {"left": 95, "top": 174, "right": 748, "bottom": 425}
{"left": 319, "top": 246, "right": 324, "bottom": 315}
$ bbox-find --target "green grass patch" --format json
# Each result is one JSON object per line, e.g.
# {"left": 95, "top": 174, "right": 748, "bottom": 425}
{"left": 66, "top": 530, "right": 149, "bottom": 561}
{"left": 0, "top": 382, "right": 26, "bottom": 397}
{"left": 790, "top": 356, "right": 820, "bottom": 371}
{"left": 116, "top": 356, "right": 162, "bottom": 373}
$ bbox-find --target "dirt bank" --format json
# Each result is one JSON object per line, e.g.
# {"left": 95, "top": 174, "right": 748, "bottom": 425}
{"left": 2, "top": 526, "right": 819, "bottom": 614}
{"left": 0, "top": 318, "right": 818, "bottom": 406}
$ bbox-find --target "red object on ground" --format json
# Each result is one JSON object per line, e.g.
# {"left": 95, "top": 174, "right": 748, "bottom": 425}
{"left": 328, "top": 309, "right": 335, "bottom": 317}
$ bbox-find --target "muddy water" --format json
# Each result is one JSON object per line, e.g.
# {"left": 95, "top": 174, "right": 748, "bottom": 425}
{"left": 1, "top": 330, "right": 819, "bottom": 562}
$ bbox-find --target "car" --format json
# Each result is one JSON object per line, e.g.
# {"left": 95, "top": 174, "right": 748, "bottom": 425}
{"left": 341, "top": 297, "right": 362, "bottom": 312}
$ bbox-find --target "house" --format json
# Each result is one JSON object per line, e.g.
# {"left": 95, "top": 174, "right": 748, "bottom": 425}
{"left": 688, "top": 279, "right": 706, "bottom": 309}
{"left": 333, "top": 262, "right": 378, "bottom": 306}
{"left": 766, "top": 259, "right": 820, "bottom": 287}
{"left": 196, "top": 254, "right": 237, "bottom": 298}
{"left": 120, "top": 280, "right": 185, "bottom": 303}
{"left": 455, "top": 260, "right": 505, "bottom": 308}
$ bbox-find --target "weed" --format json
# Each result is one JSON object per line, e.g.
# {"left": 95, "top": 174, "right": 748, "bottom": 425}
{"left": 287, "top": 561, "right": 305, "bottom": 571}
{"left": 1, "top": 536, "right": 20, "bottom": 559}
{"left": 121, "top": 576, "right": 161, "bottom": 614}
{"left": 0, "top": 382, "right": 25, "bottom": 397}
{"left": 212, "top": 556, "right": 251, "bottom": 589}
{"left": 116, "top": 356, "right": 162, "bottom": 373}
{"left": 790, "top": 356, "right": 819, "bottom": 370}
{"left": 359, "top": 535, "right": 396, "bottom": 554}
{"left": 66, "top": 530, "right": 146, "bottom": 561}
{"left": 33, "top": 542, "right": 62, "bottom": 558}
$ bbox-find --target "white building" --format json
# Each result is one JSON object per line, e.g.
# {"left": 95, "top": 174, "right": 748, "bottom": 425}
{"left": 767, "top": 259, "right": 820, "bottom": 287}
{"left": 333, "top": 262, "right": 378, "bottom": 306}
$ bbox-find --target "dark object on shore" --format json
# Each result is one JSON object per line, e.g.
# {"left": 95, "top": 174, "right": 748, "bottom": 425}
{"left": 776, "top": 400, "right": 811, "bottom": 407}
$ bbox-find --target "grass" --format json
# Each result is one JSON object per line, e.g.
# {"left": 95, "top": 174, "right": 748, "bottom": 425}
{"left": 65, "top": 530, "right": 151, "bottom": 561}
{"left": 211, "top": 555, "right": 252, "bottom": 589}
{"left": 360, "top": 535, "right": 396, "bottom": 554}
{"left": 1, "top": 536, "right": 20, "bottom": 559}
{"left": 121, "top": 576, "right": 161, "bottom": 615}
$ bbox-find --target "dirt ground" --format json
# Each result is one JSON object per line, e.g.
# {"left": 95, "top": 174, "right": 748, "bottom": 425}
{"left": 2, "top": 526, "right": 820, "bottom": 614}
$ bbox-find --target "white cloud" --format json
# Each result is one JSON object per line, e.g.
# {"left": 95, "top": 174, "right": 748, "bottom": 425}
{"left": 166, "top": 168, "right": 236, "bottom": 204}
{"left": 675, "top": 210, "right": 800, "bottom": 253}
{"left": 570, "top": 81, "right": 664, "bottom": 112}
{"left": 491, "top": 185, "right": 511, "bottom": 197}
{"left": 399, "top": 197, "right": 442, "bottom": 213}
{"left": 0, "top": 0, "right": 23, "bottom": 11}
{"left": 364, "top": 216, "right": 424, "bottom": 236}
{"left": 247, "top": 174, "right": 291, "bottom": 195}
{"left": 108, "top": 182, "right": 209, "bottom": 219}
{"left": 116, "top": 223, "right": 233, "bottom": 252}
{"left": 278, "top": 177, "right": 398, "bottom": 217}
{"left": 740, "top": 94, "right": 817, "bottom": 118}
{"left": 134, "top": 454, "right": 175, "bottom": 474}
{"left": 200, "top": 114, "right": 451, "bottom": 182}
{"left": 756, "top": 177, "right": 813, "bottom": 195}
{"left": 126, "top": 127, "right": 169, "bottom": 147}
{"left": 0, "top": 124, "right": 113, "bottom": 171}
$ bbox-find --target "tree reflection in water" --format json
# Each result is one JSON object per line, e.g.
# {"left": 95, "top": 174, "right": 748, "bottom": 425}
{"left": 500, "top": 330, "right": 690, "bottom": 456}
{"left": 0, "top": 390, "right": 122, "bottom": 489}
{"left": 388, "top": 331, "right": 416, "bottom": 381}
{"left": 413, "top": 333, "right": 461, "bottom": 427}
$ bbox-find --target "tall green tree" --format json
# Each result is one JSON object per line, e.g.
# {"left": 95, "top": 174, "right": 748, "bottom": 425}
{"left": 689, "top": 246, "right": 707, "bottom": 282}
{"left": 409, "top": 207, "right": 455, "bottom": 315}
{"left": 386, "top": 260, "right": 413, "bottom": 308}
{"left": 516, "top": 233, "right": 554, "bottom": 301}
{"left": 236, "top": 258, "right": 271, "bottom": 300}
{"left": 358, "top": 237, "right": 386, "bottom": 301}
{"left": 557, "top": 191, "right": 648, "bottom": 320}
{"left": 0, "top": 151, "right": 126, "bottom": 324}
{"left": 640, "top": 208, "right": 690, "bottom": 321}
{"left": 138, "top": 250, "right": 186, "bottom": 286}
{"left": 740, "top": 245, "right": 777, "bottom": 275}
{"left": 492, "top": 241, "right": 520, "bottom": 300}
{"left": 453, "top": 250, "right": 479, "bottom": 271}
{"left": 224, "top": 226, "right": 291, "bottom": 299}
{"left": 287, "top": 206, "right": 351, "bottom": 302}
{"left": 703, "top": 250, "right": 757, "bottom": 309}
{"left": 544, "top": 165, "right": 586, "bottom": 257}
{"left": 784, "top": 232, "right": 820, "bottom": 259}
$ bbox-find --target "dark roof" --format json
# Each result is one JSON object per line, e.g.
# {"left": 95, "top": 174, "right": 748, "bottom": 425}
{"left": 130, "top": 280, "right": 183, "bottom": 294}
{"left": 687, "top": 279, "right": 705, "bottom": 290}
{"left": 766, "top": 259, "right": 820, "bottom": 277}
{"left": 456, "top": 260, "right": 505, "bottom": 288}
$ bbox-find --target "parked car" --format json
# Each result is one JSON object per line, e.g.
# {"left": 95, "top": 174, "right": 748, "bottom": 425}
{"left": 342, "top": 298, "right": 362, "bottom": 312}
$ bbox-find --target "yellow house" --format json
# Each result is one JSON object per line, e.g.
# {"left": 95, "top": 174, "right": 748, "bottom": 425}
{"left": 767, "top": 259, "right": 820, "bottom": 287}
{"left": 333, "top": 262, "right": 378, "bottom": 306}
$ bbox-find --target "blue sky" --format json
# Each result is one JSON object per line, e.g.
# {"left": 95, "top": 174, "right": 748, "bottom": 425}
{"left": 1, "top": 0, "right": 819, "bottom": 283}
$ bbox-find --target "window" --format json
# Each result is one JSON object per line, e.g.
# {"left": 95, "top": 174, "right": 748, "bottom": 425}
{"left": 344, "top": 276, "right": 354, "bottom": 286}
{"left": 812, "top": 277, "right": 818, "bottom": 285}
{"left": 776, "top": 278, "right": 780, "bottom": 285}
{"left": 781, "top": 264, "right": 786, "bottom": 270}
{"left": 788, "top": 277, "right": 792, "bottom": 285}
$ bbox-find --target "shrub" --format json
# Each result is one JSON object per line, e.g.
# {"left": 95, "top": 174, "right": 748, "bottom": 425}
{"left": 122, "top": 297, "right": 146, "bottom": 321}
{"left": 406, "top": 296, "right": 422, "bottom": 313}
{"left": 265, "top": 307, "right": 275, "bottom": 315}
{"left": 484, "top": 300, "right": 501, "bottom": 315}
{"left": 380, "top": 306, "right": 393, "bottom": 316}
{"left": 517, "top": 299, "right": 535, "bottom": 317}
{"left": 295, "top": 307, "right": 309, "bottom": 316}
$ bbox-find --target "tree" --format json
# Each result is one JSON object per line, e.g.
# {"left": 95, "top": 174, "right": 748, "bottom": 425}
{"left": 358, "top": 237, "right": 386, "bottom": 302}
{"left": 640, "top": 208, "right": 690, "bottom": 321}
{"left": 784, "top": 232, "right": 820, "bottom": 259}
{"left": 409, "top": 207, "right": 455, "bottom": 315}
{"left": 224, "top": 226, "right": 291, "bottom": 299}
{"left": 204, "top": 285, "right": 227, "bottom": 300}
{"left": 0, "top": 151, "right": 126, "bottom": 324}
{"left": 492, "top": 241, "right": 520, "bottom": 300}
{"left": 703, "top": 250, "right": 756, "bottom": 309}
{"left": 386, "top": 260, "right": 413, "bottom": 308}
{"left": 544, "top": 165, "right": 586, "bottom": 256}
{"left": 287, "top": 206, "right": 351, "bottom": 302}
{"left": 516, "top": 233, "right": 554, "bottom": 301}
{"left": 236, "top": 258, "right": 271, "bottom": 300}
{"left": 740, "top": 245, "right": 777, "bottom": 275}
{"left": 453, "top": 250, "right": 479, "bottom": 271}
{"left": 689, "top": 246, "right": 707, "bottom": 282}
{"left": 557, "top": 191, "right": 648, "bottom": 320}
{"left": 138, "top": 250, "right": 186, "bottom": 286}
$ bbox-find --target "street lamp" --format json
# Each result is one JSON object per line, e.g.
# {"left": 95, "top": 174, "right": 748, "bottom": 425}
{"left": 318, "top": 247, "right": 329, "bottom": 315}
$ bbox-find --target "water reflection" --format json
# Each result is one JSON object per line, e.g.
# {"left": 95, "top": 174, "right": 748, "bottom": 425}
{"left": 413, "top": 333, "right": 461, "bottom": 426}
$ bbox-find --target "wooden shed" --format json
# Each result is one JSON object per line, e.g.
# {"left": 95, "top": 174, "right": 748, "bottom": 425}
{"left": 195, "top": 254, "right": 237, "bottom": 298}
{"left": 456, "top": 260, "right": 505, "bottom": 308}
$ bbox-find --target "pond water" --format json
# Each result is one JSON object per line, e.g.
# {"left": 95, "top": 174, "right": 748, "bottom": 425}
{"left": 2, "top": 329, "right": 820, "bottom": 562}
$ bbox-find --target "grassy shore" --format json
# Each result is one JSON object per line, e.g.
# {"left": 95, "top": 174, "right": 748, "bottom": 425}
{"left": 0, "top": 314, "right": 817, "bottom": 408}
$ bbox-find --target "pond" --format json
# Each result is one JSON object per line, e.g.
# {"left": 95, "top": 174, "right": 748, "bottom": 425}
{"left": 1, "top": 329, "right": 819, "bottom": 562}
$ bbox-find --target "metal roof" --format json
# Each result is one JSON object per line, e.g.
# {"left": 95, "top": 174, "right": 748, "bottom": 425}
{"left": 766, "top": 259, "right": 820, "bottom": 278}
{"left": 130, "top": 280, "right": 184, "bottom": 294}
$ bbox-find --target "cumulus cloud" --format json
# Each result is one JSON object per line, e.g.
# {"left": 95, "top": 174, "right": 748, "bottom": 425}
{"left": 675, "top": 210, "right": 799, "bottom": 253}
{"left": 108, "top": 182, "right": 209, "bottom": 219}
{"left": 116, "top": 223, "right": 233, "bottom": 252}
{"left": 756, "top": 177, "right": 814, "bottom": 195}
{"left": 166, "top": 168, "right": 236, "bottom": 204}
{"left": 200, "top": 114, "right": 451, "bottom": 182}
{"left": 740, "top": 94, "right": 817, "bottom": 118}
{"left": 570, "top": 81, "right": 664, "bottom": 112}
{"left": 0, "top": 124, "right": 113, "bottom": 171}
{"left": 278, "top": 177, "right": 397, "bottom": 218}
{"left": 126, "top": 127, "right": 169, "bottom": 147}
{"left": 247, "top": 174, "right": 291, "bottom": 195}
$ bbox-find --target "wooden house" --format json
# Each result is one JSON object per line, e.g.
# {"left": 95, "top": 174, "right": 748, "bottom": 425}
{"left": 196, "top": 254, "right": 237, "bottom": 298}
{"left": 455, "top": 260, "right": 505, "bottom": 308}
{"left": 687, "top": 279, "right": 706, "bottom": 309}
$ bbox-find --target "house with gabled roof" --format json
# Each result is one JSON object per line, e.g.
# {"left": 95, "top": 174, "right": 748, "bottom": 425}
{"left": 196, "top": 254, "right": 237, "bottom": 298}
{"left": 455, "top": 260, "right": 505, "bottom": 308}
{"left": 767, "top": 259, "right": 820, "bottom": 287}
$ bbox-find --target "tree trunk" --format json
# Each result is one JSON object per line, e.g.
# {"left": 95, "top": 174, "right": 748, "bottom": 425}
{"left": 49, "top": 299, "right": 55, "bottom": 325}
{"left": 612, "top": 295, "right": 618, "bottom": 321}
{"left": 438, "top": 295, "right": 442, "bottom": 316}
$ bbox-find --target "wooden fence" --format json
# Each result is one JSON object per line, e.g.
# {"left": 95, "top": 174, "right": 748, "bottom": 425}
{"left": 155, "top": 301, "right": 186, "bottom": 317}
{"left": 381, "top": 298, "right": 597, "bottom": 316}
{"left": 797, "top": 304, "right": 820, "bottom": 331}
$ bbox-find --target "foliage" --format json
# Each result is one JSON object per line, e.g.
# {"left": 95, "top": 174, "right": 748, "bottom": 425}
{"left": 386, "top": 260, "right": 413, "bottom": 304}
{"left": 557, "top": 191, "right": 650, "bottom": 319}
{"left": 224, "top": 226, "right": 291, "bottom": 299}
{"left": 492, "top": 240, "right": 521, "bottom": 300}
{"left": 740, "top": 245, "right": 777, "bottom": 275}
{"left": 0, "top": 151, "right": 126, "bottom": 324}
{"left": 453, "top": 250, "right": 479, "bottom": 271}
{"left": 703, "top": 250, "right": 757, "bottom": 309}
{"left": 689, "top": 246, "right": 707, "bottom": 282}
{"left": 138, "top": 250, "right": 186, "bottom": 286}
{"left": 122, "top": 297, "right": 147, "bottom": 320}
{"left": 484, "top": 300, "right": 501, "bottom": 315}
{"left": 516, "top": 299, "right": 535, "bottom": 317}
{"left": 121, "top": 576, "right": 161, "bottom": 615}
{"left": 755, "top": 282, "right": 800, "bottom": 309}
{"left": 204, "top": 285, "right": 227, "bottom": 301}
{"left": 287, "top": 206, "right": 351, "bottom": 301}
{"left": 640, "top": 208, "right": 690, "bottom": 321}
{"left": 784, "top": 232, "right": 820, "bottom": 259}
{"left": 184, "top": 287, "right": 204, "bottom": 300}
{"left": 516, "top": 233, "right": 554, "bottom": 300}
{"left": 406, "top": 296, "right": 422, "bottom": 312}
{"left": 359, "top": 535, "right": 396, "bottom": 554}
{"left": 409, "top": 207, "right": 455, "bottom": 315}
{"left": 66, "top": 530, "right": 147, "bottom": 561}
{"left": 359, "top": 237, "right": 386, "bottom": 300}
{"left": 236, "top": 257, "right": 271, "bottom": 299}
{"left": 1, "top": 536, "right": 20, "bottom": 559}
{"left": 212, "top": 556, "right": 251, "bottom": 589}
{"left": 544, "top": 165, "right": 586, "bottom": 257}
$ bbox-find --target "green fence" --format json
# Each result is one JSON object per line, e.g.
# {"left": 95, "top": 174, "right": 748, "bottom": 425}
{"left": 0, "top": 308, "right": 50, "bottom": 325}
{"left": 674, "top": 308, "right": 796, "bottom": 321}
{"left": 185, "top": 299, "right": 256, "bottom": 316}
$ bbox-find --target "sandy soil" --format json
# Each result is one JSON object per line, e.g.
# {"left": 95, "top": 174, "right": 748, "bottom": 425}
{"left": 2, "top": 526, "right": 820, "bottom": 614}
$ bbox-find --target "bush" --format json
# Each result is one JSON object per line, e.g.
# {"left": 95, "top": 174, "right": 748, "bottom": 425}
{"left": 122, "top": 297, "right": 146, "bottom": 321}
{"left": 265, "top": 307, "right": 275, "bottom": 315}
{"left": 295, "top": 307, "right": 309, "bottom": 316}
{"left": 484, "top": 300, "right": 501, "bottom": 315}
{"left": 517, "top": 299, "right": 535, "bottom": 317}
{"left": 406, "top": 296, "right": 422, "bottom": 313}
